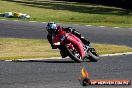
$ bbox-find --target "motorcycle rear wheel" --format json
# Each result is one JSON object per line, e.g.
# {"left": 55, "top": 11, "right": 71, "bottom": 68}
{"left": 88, "top": 48, "right": 100, "bottom": 62}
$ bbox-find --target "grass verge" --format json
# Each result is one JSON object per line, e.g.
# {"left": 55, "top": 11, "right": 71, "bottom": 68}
{"left": 0, "top": 38, "right": 132, "bottom": 60}
{"left": 0, "top": 0, "right": 132, "bottom": 28}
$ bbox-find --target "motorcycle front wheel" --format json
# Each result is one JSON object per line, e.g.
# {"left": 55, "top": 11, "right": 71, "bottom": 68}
{"left": 65, "top": 43, "right": 82, "bottom": 63}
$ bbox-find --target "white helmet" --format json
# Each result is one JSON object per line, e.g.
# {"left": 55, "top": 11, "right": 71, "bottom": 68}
{"left": 46, "top": 22, "right": 57, "bottom": 31}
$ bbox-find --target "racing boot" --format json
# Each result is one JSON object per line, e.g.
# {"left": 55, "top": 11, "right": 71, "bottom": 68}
{"left": 81, "top": 38, "right": 90, "bottom": 46}
{"left": 60, "top": 50, "right": 67, "bottom": 58}
{"left": 79, "top": 35, "right": 90, "bottom": 46}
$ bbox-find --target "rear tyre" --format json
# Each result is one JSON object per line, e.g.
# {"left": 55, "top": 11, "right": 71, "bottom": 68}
{"left": 65, "top": 43, "right": 82, "bottom": 63}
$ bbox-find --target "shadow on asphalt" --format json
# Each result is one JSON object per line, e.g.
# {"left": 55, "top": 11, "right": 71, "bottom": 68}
{"left": 12, "top": 60, "right": 76, "bottom": 63}
{"left": 12, "top": 60, "right": 90, "bottom": 63}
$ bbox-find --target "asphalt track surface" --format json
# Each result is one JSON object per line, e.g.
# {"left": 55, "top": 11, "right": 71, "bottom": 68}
{"left": 0, "top": 20, "right": 132, "bottom": 47}
{"left": 0, "top": 20, "right": 132, "bottom": 88}
{"left": 0, "top": 55, "right": 132, "bottom": 88}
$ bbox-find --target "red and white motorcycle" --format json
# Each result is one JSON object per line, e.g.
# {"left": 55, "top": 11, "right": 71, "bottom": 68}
{"left": 52, "top": 28, "right": 99, "bottom": 63}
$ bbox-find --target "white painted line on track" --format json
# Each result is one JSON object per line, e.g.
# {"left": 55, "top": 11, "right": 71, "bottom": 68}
{"left": 11, "top": 57, "right": 62, "bottom": 62}
{"left": 100, "top": 52, "right": 132, "bottom": 57}
{"left": 2, "top": 52, "right": 132, "bottom": 62}
{"left": 73, "top": 24, "right": 79, "bottom": 26}
{"left": 42, "top": 22, "right": 46, "bottom": 23}
{"left": 29, "top": 21, "right": 37, "bottom": 22}
{"left": 128, "top": 28, "right": 132, "bottom": 29}
{"left": 99, "top": 26, "right": 105, "bottom": 27}
{"left": 113, "top": 27, "right": 120, "bottom": 28}
{"left": 5, "top": 60, "right": 12, "bottom": 62}
{"left": 86, "top": 25, "right": 92, "bottom": 27}
{"left": 14, "top": 20, "right": 18, "bottom": 21}
{"left": 1, "top": 19, "right": 132, "bottom": 30}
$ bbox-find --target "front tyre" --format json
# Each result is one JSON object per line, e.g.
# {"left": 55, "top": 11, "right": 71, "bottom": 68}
{"left": 65, "top": 43, "right": 82, "bottom": 63}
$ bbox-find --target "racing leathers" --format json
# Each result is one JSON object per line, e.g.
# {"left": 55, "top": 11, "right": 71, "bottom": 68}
{"left": 47, "top": 26, "right": 90, "bottom": 49}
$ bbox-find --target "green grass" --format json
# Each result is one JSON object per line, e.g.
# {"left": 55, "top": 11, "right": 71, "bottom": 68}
{"left": 0, "top": 38, "right": 60, "bottom": 60}
{"left": 0, "top": 0, "right": 132, "bottom": 60}
{"left": 0, "top": 38, "right": 132, "bottom": 60}
{"left": 0, "top": 0, "right": 132, "bottom": 28}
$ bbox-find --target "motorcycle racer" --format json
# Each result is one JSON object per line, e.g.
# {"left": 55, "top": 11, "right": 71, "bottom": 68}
{"left": 46, "top": 22, "right": 90, "bottom": 50}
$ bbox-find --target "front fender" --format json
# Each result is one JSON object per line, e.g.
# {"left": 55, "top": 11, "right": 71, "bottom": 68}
{"left": 66, "top": 35, "right": 85, "bottom": 59}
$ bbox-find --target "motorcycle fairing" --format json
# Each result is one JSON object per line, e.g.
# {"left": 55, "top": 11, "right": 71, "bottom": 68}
{"left": 66, "top": 34, "right": 85, "bottom": 59}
